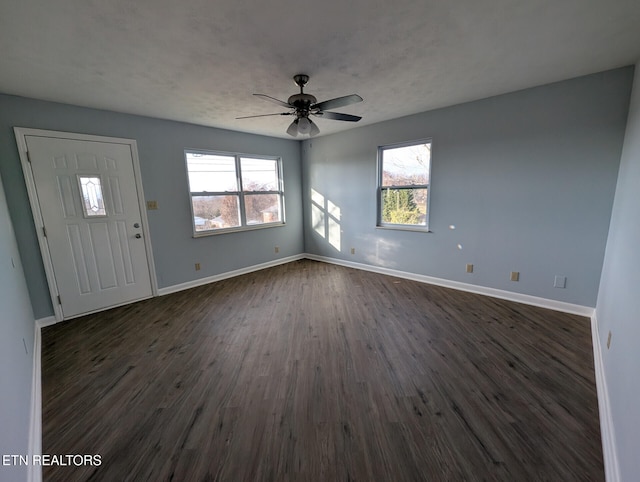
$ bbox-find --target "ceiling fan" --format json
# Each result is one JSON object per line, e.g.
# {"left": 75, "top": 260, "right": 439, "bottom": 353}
{"left": 236, "top": 74, "right": 363, "bottom": 137}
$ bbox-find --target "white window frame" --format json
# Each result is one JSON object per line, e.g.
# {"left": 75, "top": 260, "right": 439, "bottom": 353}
{"left": 185, "top": 149, "right": 285, "bottom": 236}
{"left": 376, "top": 139, "right": 432, "bottom": 232}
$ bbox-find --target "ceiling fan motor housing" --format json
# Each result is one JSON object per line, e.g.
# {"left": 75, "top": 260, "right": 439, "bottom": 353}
{"left": 290, "top": 74, "right": 315, "bottom": 118}
{"left": 287, "top": 93, "right": 318, "bottom": 115}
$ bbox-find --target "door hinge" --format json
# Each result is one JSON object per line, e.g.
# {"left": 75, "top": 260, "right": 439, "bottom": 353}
{"left": 42, "top": 226, "right": 47, "bottom": 237}
{"left": 57, "top": 295, "right": 62, "bottom": 305}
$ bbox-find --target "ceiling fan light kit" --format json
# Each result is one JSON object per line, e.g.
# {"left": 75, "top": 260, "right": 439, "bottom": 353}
{"left": 297, "top": 116, "right": 311, "bottom": 134}
{"left": 237, "top": 74, "right": 363, "bottom": 137}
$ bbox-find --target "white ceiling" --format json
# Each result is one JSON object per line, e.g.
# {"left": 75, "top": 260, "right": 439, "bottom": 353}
{"left": 1, "top": 0, "right": 639, "bottom": 139}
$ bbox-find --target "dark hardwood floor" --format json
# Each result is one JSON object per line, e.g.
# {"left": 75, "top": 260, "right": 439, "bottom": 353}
{"left": 41, "top": 259, "right": 604, "bottom": 481}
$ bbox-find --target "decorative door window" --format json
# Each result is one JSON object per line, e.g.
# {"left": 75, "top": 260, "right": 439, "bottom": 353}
{"left": 78, "top": 175, "right": 107, "bottom": 217}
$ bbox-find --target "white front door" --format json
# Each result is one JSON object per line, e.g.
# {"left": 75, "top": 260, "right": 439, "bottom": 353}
{"left": 23, "top": 133, "right": 153, "bottom": 319}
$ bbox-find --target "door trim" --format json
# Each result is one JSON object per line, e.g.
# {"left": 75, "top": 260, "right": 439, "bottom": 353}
{"left": 14, "top": 127, "right": 158, "bottom": 321}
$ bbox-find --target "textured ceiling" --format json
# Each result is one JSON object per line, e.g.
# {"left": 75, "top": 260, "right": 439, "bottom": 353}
{"left": 1, "top": 0, "right": 639, "bottom": 139}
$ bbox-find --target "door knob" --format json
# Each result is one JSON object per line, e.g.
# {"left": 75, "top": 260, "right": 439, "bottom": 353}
{"left": 135, "top": 233, "right": 142, "bottom": 239}
{"left": 133, "top": 223, "right": 140, "bottom": 228}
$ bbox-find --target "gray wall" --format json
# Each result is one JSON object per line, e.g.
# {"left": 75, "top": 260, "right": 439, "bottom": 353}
{"left": 0, "top": 171, "right": 34, "bottom": 481}
{"left": 0, "top": 95, "right": 304, "bottom": 319}
{"left": 302, "top": 68, "right": 633, "bottom": 307}
{"left": 596, "top": 60, "right": 640, "bottom": 479}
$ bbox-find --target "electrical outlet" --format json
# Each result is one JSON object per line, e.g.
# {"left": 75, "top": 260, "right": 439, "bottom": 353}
{"left": 554, "top": 275, "right": 567, "bottom": 288}
{"left": 607, "top": 331, "right": 612, "bottom": 349}
{"left": 146, "top": 200, "right": 158, "bottom": 210}
{"left": 195, "top": 263, "right": 201, "bottom": 271}
{"left": 466, "top": 264, "right": 473, "bottom": 273}
{"left": 274, "top": 246, "right": 279, "bottom": 253}
{"left": 351, "top": 247, "right": 356, "bottom": 255}
{"left": 510, "top": 271, "right": 519, "bottom": 282}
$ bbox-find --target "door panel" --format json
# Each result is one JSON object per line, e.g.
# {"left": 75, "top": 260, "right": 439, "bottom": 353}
{"left": 25, "top": 135, "right": 152, "bottom": 318}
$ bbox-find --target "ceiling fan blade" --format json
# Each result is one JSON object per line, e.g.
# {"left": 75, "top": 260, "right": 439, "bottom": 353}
{"left": 315, "top": 111, "right": 362, "bottom": 122}
{"left": 236, "top": 112, "right": 292, "bottom": 119}
{"left": 254, "top": 94, "right": 291, "bottom": 108}
{"left": 312, "top": 94, "right": 363, "bottom": 112}
{"left": 309, "top": 119, "right": 320, "bottom": 137}
{"left": 286, "top": 120, "right": 299, "bottom": 137}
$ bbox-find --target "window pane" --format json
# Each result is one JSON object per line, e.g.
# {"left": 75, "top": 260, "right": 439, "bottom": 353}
{"left": 192, "top": 195, "right": 240, "bottom": 231}
{"left": 381, "top": 143, "right": 431, "bottom": 186}
{"left": 240, "top": 158, "right": 279, "bottom": 191}
{"left": 186, "top": 153, "right": 238, "bottom": 192}
{"left": 79, "top": 176, "right": 107, "bottom": 216}
{"left": 380, "top": 188, "right": 428, "bottom": 225}
{"left": 244, "top": 194, "right": 281, "bottom": 225}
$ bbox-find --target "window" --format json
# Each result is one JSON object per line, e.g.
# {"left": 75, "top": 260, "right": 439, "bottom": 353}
{"left": 377, "top": 140, "right": 431, "bottom": 230}
{"left": 185, "top": 150, "right": 284, "bottom": 235}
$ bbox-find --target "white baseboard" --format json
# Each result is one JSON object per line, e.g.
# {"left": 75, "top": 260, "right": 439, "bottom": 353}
{"left": 36, "top": 316, "right": 58, "bottom": 328}
{"left": 304, "top": 254, "right": 594, "bottom": 317}
{"left": 28, "top": 322, "right": 42, "bottom": 482}
{"left": 157, "top": 254, "right": 305, "bottom": 296}
{"left": 54, "top": 251, "right": 592, "bottom": 320}
{"left": 591, "top": 313, "right": 620, "bottom": 482}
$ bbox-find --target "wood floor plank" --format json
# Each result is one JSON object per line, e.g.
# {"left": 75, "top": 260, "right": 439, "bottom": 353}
{"left": 41, "top": 259, "right": 604, "bottom": 481}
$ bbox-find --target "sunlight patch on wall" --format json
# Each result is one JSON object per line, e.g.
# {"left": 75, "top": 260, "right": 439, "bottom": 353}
{"left": 311, "top": 188, "right": 324, "bottom": 207}
{"left": 311, "top": 188, "right": 342, "bottom": 252}
{"left": 358, "top": 234, "right": 400, "bottom": 268}
{"left": 311, "top": 188, "right": 326, "bottom": 238}
{"left": 328, "top": 217, "right": 341, "bottom": 251}
{"left": 327, "top": 200, "right": 341, "bottom": 250}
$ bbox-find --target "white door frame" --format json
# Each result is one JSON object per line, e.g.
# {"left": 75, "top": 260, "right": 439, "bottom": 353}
{"left": 14, "top": 127, "right": 158, "bottom": 321}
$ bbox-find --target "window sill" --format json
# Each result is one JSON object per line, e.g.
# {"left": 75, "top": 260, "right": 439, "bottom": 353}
{"left": 193, "top": 222, "right": 286, "bottom": 238}
{"left": 376, "top": 225, "right": 431, "bottom": 233}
